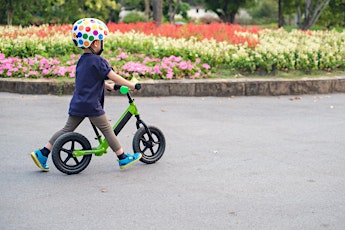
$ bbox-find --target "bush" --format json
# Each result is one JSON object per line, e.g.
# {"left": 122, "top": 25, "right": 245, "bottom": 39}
{"left": 122, "top": 12, "right": 146, "bottom": 24}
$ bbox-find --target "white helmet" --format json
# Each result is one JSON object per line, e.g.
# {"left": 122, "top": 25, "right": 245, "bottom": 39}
{"left": 72, "top": 18, "right": 109, "bottom": 48}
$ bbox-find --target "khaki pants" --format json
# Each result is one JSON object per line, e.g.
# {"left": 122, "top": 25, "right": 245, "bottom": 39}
{"left": 49, "top": 114, "right": 121, "bottom": 152}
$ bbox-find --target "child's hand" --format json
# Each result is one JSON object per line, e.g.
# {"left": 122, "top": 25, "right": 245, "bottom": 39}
{"left": 130, "top": 83, "right": 141, "bottom": 91}
{"left": 130, "top": 82, "right": 136, "bottom": 90}
{"left": 105, "top": 81, "right": 115, "bottom": 92}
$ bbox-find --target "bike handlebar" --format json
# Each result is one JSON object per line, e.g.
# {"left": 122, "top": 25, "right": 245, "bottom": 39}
{"left": 113, "top": 83, "right": 141, "bottom": 94}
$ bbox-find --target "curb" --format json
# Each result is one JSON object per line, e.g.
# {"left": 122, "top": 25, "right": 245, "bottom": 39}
{"left": 1, "top": 76, "right": 345, "bottom": 97}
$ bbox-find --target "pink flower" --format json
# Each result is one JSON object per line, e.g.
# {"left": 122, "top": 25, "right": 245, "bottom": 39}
{"left": 26, "top": 71, "right": 39, "bottom": 77}
{"left": 202, "top": 63, "right": 210, "bottom": 69}
{"left": 153, "top": 64, "right": 162, "bottom": 74}
{"left": 169, "top": 55, "right": 182, "bottom": 62}
{"left": 42, "top": 69, "right": 50, "bottom": 75}
{"left": 178, "top": 61, "right": 188, "bottom": 70}
{"left": 166, "top": 69, "right": 174, "bottom": 79}
{"left": 116, "top": 52, "right": 128, "bottom": 60}
{"left": 193, "top": 72, "right": 200, "bottom": 78}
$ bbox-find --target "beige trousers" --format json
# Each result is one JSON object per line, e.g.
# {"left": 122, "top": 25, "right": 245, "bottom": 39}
{"left": 49, "top": 114, "right": 121, "bottom": 152}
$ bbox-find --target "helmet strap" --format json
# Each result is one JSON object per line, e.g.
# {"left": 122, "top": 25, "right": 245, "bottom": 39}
{"left": 98, "top": 40, "right": 104, "bottom": 55}
{"left": 88, "top": 40, "right": 103, "bottom": 55}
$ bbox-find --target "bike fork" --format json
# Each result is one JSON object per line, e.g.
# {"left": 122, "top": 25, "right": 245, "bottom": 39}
{"left": 135, "top": 115, "right": 157, "bottom": 143}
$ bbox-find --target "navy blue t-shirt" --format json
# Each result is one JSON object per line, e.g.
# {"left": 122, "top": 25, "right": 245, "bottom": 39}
{"left": 69, "top": 53, "right": 111, "bottom": 117}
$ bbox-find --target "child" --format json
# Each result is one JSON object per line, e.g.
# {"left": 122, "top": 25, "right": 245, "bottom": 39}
{"left": 31, "top": 18, "right": 141, "bottom": 172}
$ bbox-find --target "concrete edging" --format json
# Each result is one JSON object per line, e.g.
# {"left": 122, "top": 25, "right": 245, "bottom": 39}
{"left": 1, "top": 76, "right": 345, "bottom": 96}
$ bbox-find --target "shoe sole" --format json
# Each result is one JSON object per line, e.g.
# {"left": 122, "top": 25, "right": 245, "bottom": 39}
{"left": 120, "top": 154, "right": 142, "bottom": 169}
{"left": 30, "top": 152, "right": 49, "bottom": 172}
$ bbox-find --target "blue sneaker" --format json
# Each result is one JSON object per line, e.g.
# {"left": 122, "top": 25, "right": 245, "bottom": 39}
{"left": 31, "top": 149, "right": 50, "bottom": 172}
{"left": 118, "top": 153, "right": 142, "bottom": 169}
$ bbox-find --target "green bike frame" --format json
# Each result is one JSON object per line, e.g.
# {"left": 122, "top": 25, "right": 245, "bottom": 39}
{"left": 73, "top": 86, "right": 142, "bottom": 157}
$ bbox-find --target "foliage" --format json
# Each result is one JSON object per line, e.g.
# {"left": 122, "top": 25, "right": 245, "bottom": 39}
{"left": 164, "top": 0, "right": 191, "bottom": 22}
{"left": 203, "top": 0, "right": 254, "bottom": 23}
{"left": 0, "top": 23, "right": 344, "bottom": 80}
{"left": 122, "top": 12, "right": 147, "bottom": 23}
{"left": 0, "top": 53, "right": 78, "bottom": 78}
{"left": 296, "top": 0, "right": 330, "bottom": 30}
{"left": 1, "top": 0, "right": 344, "bottom": 30}
{"left": 318, "top": 0, "right": 345, "bottom": 28}
{"left": 0, "top": 0, "right": 120, "bottom": 26}
{"left": 249, "top": 0, "right": 278, "bottom": 24}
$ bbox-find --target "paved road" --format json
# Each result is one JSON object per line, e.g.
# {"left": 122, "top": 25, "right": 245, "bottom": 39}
{"left": 1, "top": 92, "right": 345, "bottom": 230}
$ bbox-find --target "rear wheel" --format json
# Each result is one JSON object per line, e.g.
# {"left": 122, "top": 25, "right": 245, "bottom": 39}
{"left": 133, "top": 126, "right": 166, "bottom": 164}
{"left": 52, "top": 132, "right": 92, "bottom": 175}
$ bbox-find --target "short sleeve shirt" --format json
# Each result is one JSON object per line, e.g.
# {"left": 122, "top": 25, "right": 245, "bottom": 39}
{"left": 69, "top": 53, "right": 111, "bottom": 117}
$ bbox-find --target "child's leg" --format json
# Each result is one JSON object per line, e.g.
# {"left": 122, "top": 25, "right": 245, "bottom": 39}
{"left": 89, "top": 114, "right": 142, "bottom": 169}
{"left": 88, "top": 114, "right": 122, "bottom": 155}
{"left": 31, "top": 115, "right": 84, "bottom": 171}
{"left": 47, "top": 115, "right": 84, "bottom": 150}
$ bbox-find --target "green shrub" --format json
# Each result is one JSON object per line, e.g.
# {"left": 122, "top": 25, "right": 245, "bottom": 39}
{"left": 122, "top": 12, "right": 146, "bottom": 24}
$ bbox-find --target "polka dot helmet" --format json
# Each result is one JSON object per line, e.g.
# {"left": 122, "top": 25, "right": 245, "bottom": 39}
{"left": 72, "top": 18, "right": 109, "bottom": 48}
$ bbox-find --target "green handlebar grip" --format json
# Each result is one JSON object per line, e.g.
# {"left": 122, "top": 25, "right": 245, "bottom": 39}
{"left": 120, "top": 86, "right": 129, "bottom": 94}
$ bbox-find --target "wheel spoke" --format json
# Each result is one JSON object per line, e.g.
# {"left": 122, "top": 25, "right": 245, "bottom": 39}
{"left": 150, "top": 147, "right": 155, "bottom": 155}
{"left": 142, "top": 146, "right": 148, "bottom": 153}
{"left": 71, "top": 141, "right": 75, "bottom": 151}
{"left": 61, "top": 148, "right": 70, "bottom": 154}
{"left": 72, "top": 157, "right": 80, "bottom": 164}
{"left": 64, "top": 155, "right": 71, "bottom": 164}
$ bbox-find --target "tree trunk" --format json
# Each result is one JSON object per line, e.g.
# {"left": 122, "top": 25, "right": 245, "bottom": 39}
{"left": 278, "top": 0, "right": 284, "bottom": 28}
{"left": 217, "top": 9, "right": 237, "bottom": 23}
{"left": 299, "top": 0, "right": 330, "bottom": 30}
{"left": 7, "top": 10, "right": 13, "bottom": 25}
{"left": 145, "top": 0, "right": 150, "bottom": 22}
{"left": 168, "top": 0, "right": 181, "bottom": 24}
{"left": 152, "top": 0, "right": 163, "bottom": 26}
{"left": 6, "top": 0, "right": 14, "bottom": 26}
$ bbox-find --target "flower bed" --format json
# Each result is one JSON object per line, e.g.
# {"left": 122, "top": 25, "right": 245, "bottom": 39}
{"left": 0, "top": 23, "right": 344, "bottom": 80}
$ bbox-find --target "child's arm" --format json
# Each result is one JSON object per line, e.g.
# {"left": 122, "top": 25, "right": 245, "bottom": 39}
{"left": 107, "top": 70, "right": 135, "bottom": 90}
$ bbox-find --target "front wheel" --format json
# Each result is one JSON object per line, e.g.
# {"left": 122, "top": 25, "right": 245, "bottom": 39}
{"left": 52, "top": 132, "right": 92, "bottom": 175}
{"left": 133, "top": 126, "right": 166, "bottom": 164}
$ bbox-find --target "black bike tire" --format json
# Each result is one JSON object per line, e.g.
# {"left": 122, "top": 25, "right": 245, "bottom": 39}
{"left": 132, "top": 126, "right": 166, "bottom": 164}
{"left": 52, "top": 132, "right": 92, "bottom": 175}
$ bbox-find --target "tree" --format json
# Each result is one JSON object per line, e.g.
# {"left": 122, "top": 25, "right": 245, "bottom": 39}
{"left": 203, "top": 0, "right": 254, "bottom": 23}
{"left": 278, "top": 0, "right": 283, "bottom": 27}
{"left": 296, "top": 0, "right": 330, "bottom": 30}
{"left": 4, "top": 0, "right": 15, "bottom": 25}
{"left": 276, "top": 0, "right": 333, "bottom": 29}
{"left": 145, "top": 0, "right": 150, "bottom": 22}
{"left": 167, "top": 0, "right": 182, "bottom": 23}
{"left": 318, "top": 0, "right": 345, "bottom": 28}
{"left": 165, "top": 0, "right": 191, "bottom": 23}
{"left": 152, "top": 0, "right": 163, "bottom": 25}
{"left": 0, "top": 0, "right": 120, "bottom": 26}
{"left": 1, "top": 0, "right": 33, "bottom": 25}
{"left": 249, "top": 0, "right": 277, "bottom": 25}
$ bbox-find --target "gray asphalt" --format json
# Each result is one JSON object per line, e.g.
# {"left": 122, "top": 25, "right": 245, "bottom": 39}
{"left": 1, "top": 92, "right": 345, "bottom": 230}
